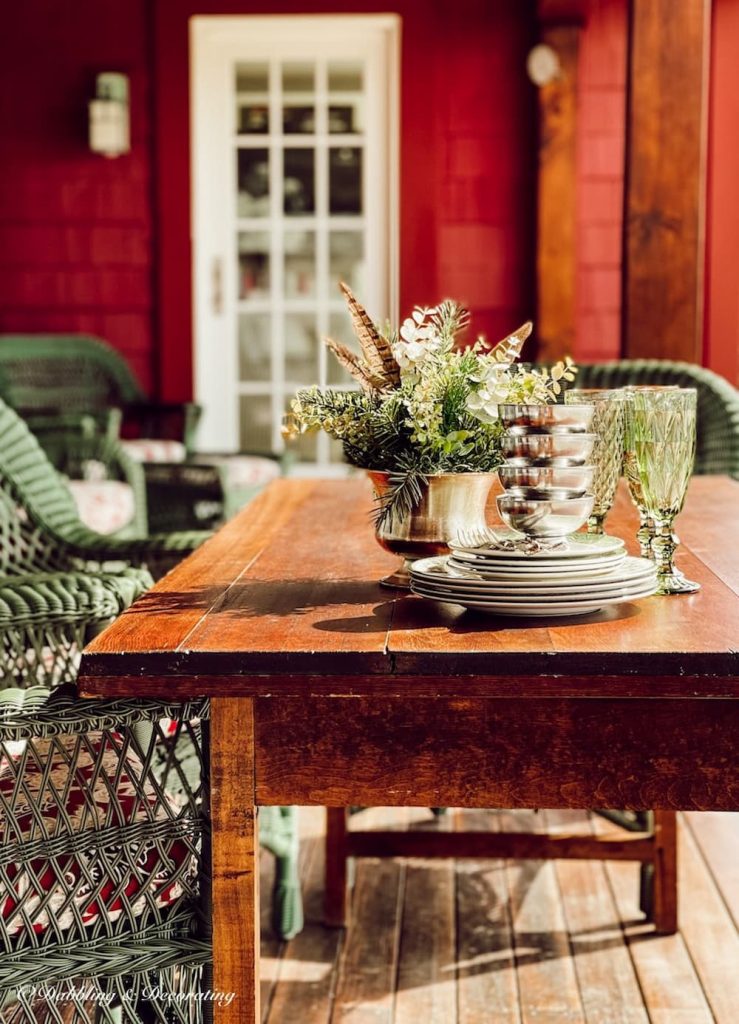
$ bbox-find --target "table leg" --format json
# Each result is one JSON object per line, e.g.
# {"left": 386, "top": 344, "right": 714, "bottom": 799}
{"left": 324, "top": 807, "right": 350, "bottom": 927}
{"left": 652, "top": 809, "right": 678, "bottom": 934}
{"left": 211, "top": 697, "right": 260, "bottom": 1024}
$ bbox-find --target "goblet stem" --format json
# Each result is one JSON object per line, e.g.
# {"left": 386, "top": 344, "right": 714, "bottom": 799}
{"left": 636, "top": 510, "right": 654, "bottom": 560}
{"left": 586, "top": 514, "right": 605, "bottom": 535}
{"left": 651, "top": 517, "right": 701, "bottom": 595}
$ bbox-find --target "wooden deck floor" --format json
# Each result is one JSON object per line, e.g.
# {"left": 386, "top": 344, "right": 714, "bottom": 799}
{"left": 259, "top": 807, "right": 739, "bottom": 1024}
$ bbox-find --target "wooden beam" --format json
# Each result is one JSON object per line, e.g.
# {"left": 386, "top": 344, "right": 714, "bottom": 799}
{"left": 536, "top": 23, "right": 580, "bottom": 361}
{"left": 623, "top": 0, "right": 711, "bottom": 362}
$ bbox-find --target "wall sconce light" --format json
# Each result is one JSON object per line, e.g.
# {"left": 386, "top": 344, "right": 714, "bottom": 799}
{"left": 526, "top": 44, "right": 562, "bottom": 87}
{"left": 89, "top": 72, "right": 130, "bottom": 158}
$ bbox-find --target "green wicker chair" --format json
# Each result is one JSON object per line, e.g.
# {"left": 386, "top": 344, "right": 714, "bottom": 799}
{"left": 569, "top": 360, "right": 739, "bottom": 477}
{"left": 0, "top": 568, "right": 302, "bottom": 1023}
{"left": 0, "top": 396, "right": 209, "bottom": 581}
{"left": 0, "top": 335, "right": 283, "bottom": 532}
{"left": 0, "top": 334, "right": 200, "bottom": 452}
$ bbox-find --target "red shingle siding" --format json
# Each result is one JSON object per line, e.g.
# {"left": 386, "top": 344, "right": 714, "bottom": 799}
{"left": 0, "top": 1, "right": 155, "bottom": 392}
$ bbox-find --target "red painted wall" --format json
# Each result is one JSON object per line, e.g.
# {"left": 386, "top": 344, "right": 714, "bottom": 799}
{"left": 574, "top": 0, "right": 627, "bottom": 363}
{"left": 154, "top": 0, "right": 537, "bottom": 399}
{"left": 704, "top": 0, "right": 739, "bottom": 385}
{"left": 0, "top": 1, "right": 156, "bottom": 392}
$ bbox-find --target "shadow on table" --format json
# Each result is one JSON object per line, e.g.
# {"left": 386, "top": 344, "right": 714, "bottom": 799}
{"left": 312, "top": 596, "right": 645, "bottom": 634}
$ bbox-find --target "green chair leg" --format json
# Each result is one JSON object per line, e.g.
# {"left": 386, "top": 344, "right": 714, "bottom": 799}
{"left": 260, "top": 806, "right": 304, "bottom": 941}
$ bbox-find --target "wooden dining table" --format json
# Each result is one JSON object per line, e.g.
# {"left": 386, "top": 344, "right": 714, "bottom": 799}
{"left": 78, "top": 475, "right": 739, "bottom": 1024}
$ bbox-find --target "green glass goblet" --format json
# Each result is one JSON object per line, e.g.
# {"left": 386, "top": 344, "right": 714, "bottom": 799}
{"left": 622, "top": 386, "right": 679, "bottom": 559}
{"left": 628, "top": 388, "right": 700, "bottom": 594}
{"left": 565, "top": 388, "right": 624, "bottom": 534}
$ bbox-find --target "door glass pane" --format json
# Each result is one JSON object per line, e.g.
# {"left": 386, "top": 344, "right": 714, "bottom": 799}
{"left": 329, "top": 147, "right": 362, "bottom": 214}
{"left": 239, "top": 395, "right": 273, "bottom": 453}
{"left": 238, "top": 231, "right": 270, "bottom": 300}
{"left": 328, "top": 61, "right": 364, "bottom": 134}
{"left": 283, "top": 62, "right": 315, "bottom": 135}
{"left": 285, "top": 231, "right": 315, "bottom": 298}
{"left": 235, "top": 63, "right": 269, "bottom": 134}
{"left": 284, "top": 149, "right": 315, "bottom": 215}
{"left": 285, "top": 314, "right": 318, "bottom": 382}
{"left": 327, "top": 310, "right": 357, "bottom": 384}
{"left": 329, "top": 232, "right": 364, "bottom": 294}
{"left": 328, "top": 63, "right": 362, "bottom": 91}
{"left": 237, "top": 149, "right": 270, "bottom": 216}
{"left": 238, "top": 314, "right": 271, "bottom": 382}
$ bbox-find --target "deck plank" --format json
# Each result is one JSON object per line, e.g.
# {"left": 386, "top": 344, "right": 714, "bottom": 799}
{"left": 684, "top": 811, "right": 739, "bottom": 929}
{"left": 593, "top": 815, "right": 715, "bottom": 1024}
{"left": 266, "top": 808, "right": 343, "bottom": 1024}
{"left": 330, "top": 807, "right": 406, "bottom": 1024}
{"left": 675, "top": 814, "right": 739, "bottom": 1024}
{"left": 545, "top": 810, "right": 649, "bottom": 1024}
{"left": 456, "top": 808, "right": 521, "bottom": 1024}
{"left": 501, "top": 809, "right": 586, "bottom": 1024}
{"left": 395, "top": 810, "right": 457, "bottom": 1024}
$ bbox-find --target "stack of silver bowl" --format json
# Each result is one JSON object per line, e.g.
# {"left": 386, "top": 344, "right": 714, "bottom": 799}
{"left": 496, "top": 404, "right": 596, "bottom": 538}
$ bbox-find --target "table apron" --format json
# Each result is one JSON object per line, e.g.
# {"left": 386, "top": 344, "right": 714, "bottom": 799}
{"left": 251, "top": 695, "right": 739, "bottom": 811}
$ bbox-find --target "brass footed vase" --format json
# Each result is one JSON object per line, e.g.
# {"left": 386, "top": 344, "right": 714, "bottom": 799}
{"left": 367, "top": 471, "right": 497, "bottom": 589}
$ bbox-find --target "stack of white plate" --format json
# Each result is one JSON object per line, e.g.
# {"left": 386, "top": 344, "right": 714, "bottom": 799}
{"left": 409, "top": 531, "right": 658, "bottom": 616}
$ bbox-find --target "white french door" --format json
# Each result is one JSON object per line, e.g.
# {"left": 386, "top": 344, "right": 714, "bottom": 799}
{"left": 190, "top": 15, "right": 400, "bottom": 462}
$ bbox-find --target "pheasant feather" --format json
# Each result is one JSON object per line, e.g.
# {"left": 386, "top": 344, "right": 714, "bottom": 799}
{"left": 489, "top": 321, "right": 533, "bottom": 366}
{"left": 339, "top": 281, "right": 401, "bottom": 389}
{"left": 324, "top": 337, "right": 381, "bottom": 391}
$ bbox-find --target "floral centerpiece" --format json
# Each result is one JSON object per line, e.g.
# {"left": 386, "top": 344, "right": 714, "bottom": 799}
{"left": 285, "top": 283, "right": 576, "bottom": 532}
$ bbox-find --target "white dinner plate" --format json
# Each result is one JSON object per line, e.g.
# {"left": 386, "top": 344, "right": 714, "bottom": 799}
{"left": 410, "top": 576, "right": 657, "bottom": 604}
{"left": 413, "top": 553, "right": 633, "bottom": 584}
{"left": 446, "top": 552, "right": 627, "bottom": 578}
{"left": 410, "top": 580, "right": 658, "bottom": 617}
{"left": 413, "top": 556, "right": 656, "bottom": 596}
{"left": 449, "top": 530, "right": 625, "bottom": 561}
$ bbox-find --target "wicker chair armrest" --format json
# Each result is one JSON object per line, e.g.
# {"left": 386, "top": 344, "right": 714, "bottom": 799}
{"left": 0, "top": 685, "right": 209, "bottom": 737}
{"left": 0, "top": 569, "right": 152, "bottom": 630}
{"left": 57, "top": 524, "right": 212, "bottom": 579}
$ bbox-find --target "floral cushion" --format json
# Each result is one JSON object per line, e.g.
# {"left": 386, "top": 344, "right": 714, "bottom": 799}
{"left": 0, "top": 732, "right": 191, "bottom": 936}
{"left": 120, "top": 439, "right": 188, "bottom": 464}
{"left": 193, "top": 454, "right": 280, "bottom": 489}
{"left": 67, "top": 480, "right": 136, "bottom": 535}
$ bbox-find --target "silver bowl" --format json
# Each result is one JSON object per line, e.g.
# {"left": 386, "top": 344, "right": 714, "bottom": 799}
{"left": 498, "top": 404, "right": 594, "bottom": 433}
{"left": 497, "top": 494, "right": 595, "bottom": 538}
{"left": 498, "top": 464, "right": 594, "bottom": 500}
{"left": 501, "top": 432, "right": 596, "bottom": 465}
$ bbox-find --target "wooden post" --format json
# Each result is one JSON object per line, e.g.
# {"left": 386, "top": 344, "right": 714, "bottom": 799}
{"left": 623, "top": 0, "right": 711, "bottom": 362}
{"left": 211, "top": 698, "right": 260, "bottom": 1024}
{"left": 536, "top": 23, "right": 581, "bottom": 362}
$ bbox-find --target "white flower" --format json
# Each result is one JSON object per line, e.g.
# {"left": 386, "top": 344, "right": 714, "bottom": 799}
{"left": 393, "top": 312, "right": 442, "bottom": 376}
{"left": 466, "top": 364, "right": 514, "bottom": 423}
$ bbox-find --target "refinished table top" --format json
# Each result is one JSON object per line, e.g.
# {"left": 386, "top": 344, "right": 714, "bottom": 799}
{"left": 78, "top": 475, "right": 739, "bottom": 699}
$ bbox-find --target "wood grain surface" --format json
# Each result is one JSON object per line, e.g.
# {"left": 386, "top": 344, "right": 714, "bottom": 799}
{"left": 210, "top": 698, "right": 260, "bottom": 1024}
{"left": 252, "top": 695, "right": 739, "bottom": 811}
{"left": 79, "top": 476, "right": 739, "bottom": 694}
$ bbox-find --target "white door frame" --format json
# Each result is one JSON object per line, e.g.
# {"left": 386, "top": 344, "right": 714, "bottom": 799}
{"left": 190, "top": 14, "right": 400, "bottom": 453}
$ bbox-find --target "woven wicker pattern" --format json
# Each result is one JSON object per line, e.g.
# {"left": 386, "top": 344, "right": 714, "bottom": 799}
{"left": 569, "top": 361, "right": 739, "bottom": 478}
{"left": 0, "top": 563, "right": 302, "bottom": 1021}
